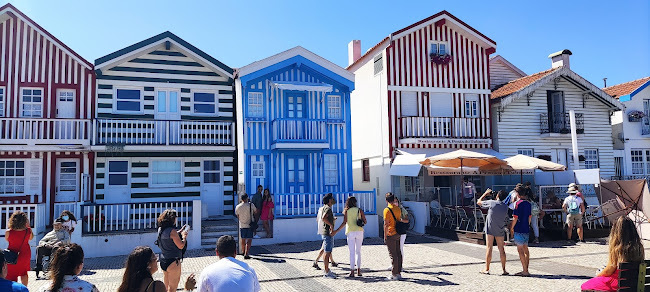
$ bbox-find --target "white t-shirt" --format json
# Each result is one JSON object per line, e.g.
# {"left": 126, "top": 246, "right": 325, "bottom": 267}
{"left": 197, "top": 257, "right": 261, "bottom": 292}
{"left": 316, "top": 206, "right": 325, "bottom": 235}
{"left": 563, "top": 195, "right": 584, "bottom": 214}
{"left": 235, "top": 202, "right": 257, "bottom": 228}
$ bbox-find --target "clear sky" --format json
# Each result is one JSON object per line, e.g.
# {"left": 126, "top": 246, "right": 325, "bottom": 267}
{"left": 6, "top": 0, "right": 649, "bottom": 87}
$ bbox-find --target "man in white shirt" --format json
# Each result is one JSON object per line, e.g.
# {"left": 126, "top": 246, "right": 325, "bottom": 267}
{"left": 312, "top": 194, "right": 337, "bottom": 270}
{"left": 563, "top": 186, "right": 586, "bottom": 242}
{"left": 235, "top": 194, "right": 257, "bottom": 259}
{"left": 197, "top": 235, "right": 261, "bottom": 292}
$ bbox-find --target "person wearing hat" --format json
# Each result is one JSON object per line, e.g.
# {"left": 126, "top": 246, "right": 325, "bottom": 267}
{"left": 0, "top": 250, "right": 29, "bottom": 292}
{"left": 563, "top": 185, "right": 586, "bottom": 242}
{"left": 34, "top": 218, "right": 71, "bottom": 277}
{"left": 235, "top": 193, "right": 257, "bottom": 259}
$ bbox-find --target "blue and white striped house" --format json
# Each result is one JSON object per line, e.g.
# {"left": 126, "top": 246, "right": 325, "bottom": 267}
{"left": 235, "top": 47, "right": 376, "bottom": 220}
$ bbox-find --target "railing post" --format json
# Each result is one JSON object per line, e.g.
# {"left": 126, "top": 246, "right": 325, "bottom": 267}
{"left": 165, "top": 121, "right": 170, "bottom": 146}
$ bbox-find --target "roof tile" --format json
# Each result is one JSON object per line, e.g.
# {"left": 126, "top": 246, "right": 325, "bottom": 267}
{"left": 602, "top": 77, "right": 650, "bottom": 98}
{"left": 491, "top": 68, "right": 559, "bottom": 99}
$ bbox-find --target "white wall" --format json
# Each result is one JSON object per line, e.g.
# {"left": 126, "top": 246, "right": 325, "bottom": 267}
{"left": 614, "top": 86, "right": 650, "bottom": 177}
{"left": 489, "top": 58, "right": 525, "bottom": 90}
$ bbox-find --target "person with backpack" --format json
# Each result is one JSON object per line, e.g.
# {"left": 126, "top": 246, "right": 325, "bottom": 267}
{"left": 383, "top": 192, "right": 408, "bottom": 281}
{"left": 334, "top": 196, "right": 367, "bottom": 277}
{"left": 563, "top": 185, "right": 586, "bottom": 242}
{"left": 235, "top": 194, "right": 257, "bottom": 259}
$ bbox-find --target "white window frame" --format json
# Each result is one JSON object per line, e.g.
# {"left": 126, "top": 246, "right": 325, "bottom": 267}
{"left": 20, "top": 87, "right": 44, "bottom": 118}
{"left": 247, "top": 92, "right": 264, "bottom": 118}
{"left": 107, "top": 160, "right": 130, "bottom": 187}
{"left": 0, "top": 87, "right": 5, "bottom": 117}
{"left": 0, "top": 160, "right": 26, "bottom": 195}
{"left": 464, "top": 94, "right": 479, "bottom": 118}
{"left": 429, "top": 41, "right": 449, "bottom": 56}
{"left": 324, "top": 154, "right": 338, "bottom": 186}
{"left": 202, "top": 160, "right": 222, "bottom": 185}
{"left": 150, "top": 159, "right": 184, "bottom": 188}
{"left": 113, "top": 88, "right": 143, "bottom": 114}
{"left": 327, "top": 95, "right": 342, "bottom": 120}
{"left": 251, "top": 161, "right": 265, "bottom": 179}
{"left": 584, "top": 149, "right": 599, "bottom": 169}
{"left": 517, "top": 149, "right": 534, "bottom": 157}
{"left": 192, "top": 91, "right": 219, "bottom": 116}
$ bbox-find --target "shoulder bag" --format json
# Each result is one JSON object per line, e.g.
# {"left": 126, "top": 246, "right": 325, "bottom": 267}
{"left": 3, "top": 228, "right": 29, "bottom": 264}
{"left": 249, "top": 203, "right": 259, "bottom": 231}
{"left": 388, "top": 208, "right": 408, "bottom": 235}
{"left": 356, "top": 208, "right": 365, "bottom": 227}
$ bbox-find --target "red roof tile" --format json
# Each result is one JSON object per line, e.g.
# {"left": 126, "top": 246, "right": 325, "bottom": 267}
{"left": 602, "top": 77, "right": 650, "bottom": 98}
{"left": 491, "top": 68, "right": 559, "bottom": 99}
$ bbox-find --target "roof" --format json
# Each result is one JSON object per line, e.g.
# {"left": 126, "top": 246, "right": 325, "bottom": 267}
{"left": 0, "top": 3, "right": 92, "bottom": 69}
{"left": 95, "top": 31, "right": 233, "bottom": 77}
{"left": 489, "top": 55, "right": 526, "bottom": 77}
{"left": 347, "top": 11, "right": 496, "bottom": 71}
{"left": 237, "top": 46, "right": 354, "bottom": 90}
{"left": 603, "top": 77, "right": 650, "bottom": 98}
{"left": 491, "top": 66, "right": 624, "bottom": 110}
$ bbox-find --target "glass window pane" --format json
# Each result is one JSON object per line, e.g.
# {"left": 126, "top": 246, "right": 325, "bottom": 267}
{"left": 431, "top": 43, "right": 437, "bottom": 54}
{"left": 117, "top": 101, "right": 140, "bottom": 111}
{"left": 204, "top": 161, "right": 218, "bottom": 171}
{"left": 109, "top": 161, "right": 128, "bottom": 172}
{"left": 170, "top": 92, "right": 178, "bottom": 113}
{"left": 439, "top": 44, "right": 446, "bottom": 55}
{"left": 194, "top": 93, "right": 215, "bottom": 102}
{"left": 204, "top": 173, "right": 217, "bottom": 183}
{"left": 108, "top": 174, "right": 128, "bottom": 185}
{"left": 117, "top": 89, "right": 140, "bottom": 100}
{"left": 153, "top": 173, "right": 181, "bottom": 185}
{"left": 158, "top": 92, "right": 167, "bottom": 112}
{"left": 16, "top": 161, "right": 24, "bottom": 168}
{"left": 152, "top": 161, "right": 181, "bottom": 172}
{"left": 193, "top": 104, "right": 215, "bottom": 114}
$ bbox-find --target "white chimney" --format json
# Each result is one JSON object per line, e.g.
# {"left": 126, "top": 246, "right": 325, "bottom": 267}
{"left": 348, "top": 40, "right": 361, "bottom": 66}
{"left": 548, "top": 49, "right": 572, "bottom": 69}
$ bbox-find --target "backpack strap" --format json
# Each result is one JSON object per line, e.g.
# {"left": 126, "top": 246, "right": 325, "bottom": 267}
{"left": 387, "top": 207, "right": 398, "bottom": 223}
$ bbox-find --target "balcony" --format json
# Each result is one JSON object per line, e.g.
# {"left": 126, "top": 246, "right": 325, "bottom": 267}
{"left": 271, "top": 118, "right": 328, "bottom": 149}
{"left": 398, "top": 117, "right": 491, "bottom": 144}
{"left": 94, "top": 119, "right": 234, "bottom": 147}
{"left": 540, "top": 112, "right": 584, "bottom": 134}
{"left": 0, "top": 118, "right": 91, "bottom": 148}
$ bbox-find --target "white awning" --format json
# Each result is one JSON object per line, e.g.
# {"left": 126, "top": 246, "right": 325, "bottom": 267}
{"left": 389, "top": 153, "right": 425, "bottom": 177}
{"left": 270, "top": 81, "right": 333, "bottom": 92}
{"left": 398, "top": 148, "right": 506, "bottom": 159}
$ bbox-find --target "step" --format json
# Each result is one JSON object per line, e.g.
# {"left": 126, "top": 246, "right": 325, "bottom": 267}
{"left": 201, "top": 224, "right": 237, "bottom": 232}
{"left": 202, "top": 230, "right": 238, "bottom": 239}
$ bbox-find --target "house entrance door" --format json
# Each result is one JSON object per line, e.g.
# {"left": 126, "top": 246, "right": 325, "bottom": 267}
{"left": 55, "top": 159, "right": 79, "bottom": 202}
{"left": 201, "top": 159, "right": 224, "bottom": 217}
{"left": 286, "top": 155, "right": 308, "bottom": 193}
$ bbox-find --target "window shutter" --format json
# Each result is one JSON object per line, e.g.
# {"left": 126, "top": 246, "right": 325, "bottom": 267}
{"left": 430, "top": 93, "right": 453, "bottom": 117}
{"left": 400, "top": 92, "right": 418, "bottom": 117}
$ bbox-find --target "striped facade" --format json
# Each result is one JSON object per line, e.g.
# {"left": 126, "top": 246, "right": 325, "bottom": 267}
{"left": 237, "top": 47, "right": 355, "bottom": 196}
{"left": 93, "top": 32, "right": 237, "bottom": 216}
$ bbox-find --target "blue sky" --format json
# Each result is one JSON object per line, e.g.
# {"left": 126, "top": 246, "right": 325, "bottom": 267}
{"left": 6, "top": 0, "right": 649, "bottom": 87}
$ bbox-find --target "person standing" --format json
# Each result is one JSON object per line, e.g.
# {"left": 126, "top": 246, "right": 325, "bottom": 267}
{"left": 251, "top": 185, "right": 264, "bottom": 239}
{"left": 157, "top": 209, "right": 188, "bottom": 292}
{"left": 34, "top": 219, "right": 71, "bottom": 278}
{"left": 260, "top": 189, "right": 274, "bottom": 238}
{"left": 0, "top": 251, "right": 28, "bottom": 292}
{"left": 477, "top": 189, "right": 509, "bottom": 275}
{"left": 563, "top": 185, "right": 586, "bottom": 242}
{"left": 384, "top": 192, "right": 408, "bottom": 280}
{"left": 235, "top": 194, "right": 257, "bottom": 259}
{"left": 38, "top": 243, "right": 98, "bottom": 292}
{"left": 117, "top": 246, "right": 166, "bottom": 292}
{"left": 313, "top": 194, "right": 338, "bottom": 270}
{"left": 197, "top": 235, "right": 261, "bottom": 292}
{"left": 510, "top": 186, "right": 532, "bottom": 277}
{"left": 4, "top": 211, "right": 33, "bottom": 286}
{"left": 321, "top": 193, "right": 338, "bottom": 279}
{"left": 334, "top": 196, "right": 366, "bottom": 277}
{"left": 462, "top": 178, "right": 477, "bottom": 206}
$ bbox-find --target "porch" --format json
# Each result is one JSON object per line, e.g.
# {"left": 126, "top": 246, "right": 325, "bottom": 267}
{"left": 0, "top": 118, "right": 91, "bottom": 146}
{"left": 94, "top": 119, "right": 234, "bottom": 146}
{"left": 271, "top": 118, "right": 328, "bottom": 148}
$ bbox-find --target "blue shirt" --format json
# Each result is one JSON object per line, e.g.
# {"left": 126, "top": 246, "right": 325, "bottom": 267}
{"left": 513, "top": 200, "right": 531, "bottom": 233}
{"left": 0, "top": 278, "right": 29, "bottom": 292}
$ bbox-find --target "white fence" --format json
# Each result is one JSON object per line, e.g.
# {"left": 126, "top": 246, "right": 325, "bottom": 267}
{"left": 399, "top": 117, "right": 489, "bottom": 139}
{"left": 272, "top": 119, "right": 327, "bottom": 142}
{"left": 274, "top": 190, "right": 376, "bottom": 218}
{"left": 0, "top": 118, "right": 91, "bottom": 145}
{"left": 1, "top": 203, "right": 47, "bottom": 235}
{"left": 94, "top": 119, "right": 234, "bottom": 146}
{"left": 81, "top": 201, "right": 193, "bottom": 234}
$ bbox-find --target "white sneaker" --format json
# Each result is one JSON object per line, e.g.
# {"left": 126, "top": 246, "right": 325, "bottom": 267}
{"left": 386, "top": 275, "right": 399, "bottom": 281}
{"left": 253, "top": 235, "right": 261, "bottom": 239}
{"left": 324, "top": 271, "right": 337, "bottom": 279}
{"left": 387, "top": 265, "right": 393, "bottom": 271}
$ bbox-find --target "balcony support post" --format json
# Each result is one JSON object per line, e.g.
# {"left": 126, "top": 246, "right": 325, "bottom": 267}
{"left": 569, "top": 110, "right": 580, "bottom": 170}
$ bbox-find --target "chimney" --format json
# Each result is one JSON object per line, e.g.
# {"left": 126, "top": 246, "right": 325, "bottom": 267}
{"left": 348, "top": 40, "right": 361, "bottom": 66}
{"left": 548, "top": 49, "right": 572, "bottom": 69}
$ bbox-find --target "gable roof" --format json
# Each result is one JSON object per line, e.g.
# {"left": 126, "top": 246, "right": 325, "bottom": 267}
{"left": 491, "top": 66, "right": 624, "bottom": 110}
{"left": 0, "top": 3, "right": 92, "bottom": 69}
{"left": 489, "top": 55, "right": 526, "bottom": 77}
{"left": 95, "top": 31, "right": 233, "bottom": 78}
{"left": 347, "top": 11, "right": 496, "bottom": 71}
{"left": 237, "top": 46, "right": 354, "bottom": 90}
{"left": 603, "top": 77, "right": 650, "bottom": 101}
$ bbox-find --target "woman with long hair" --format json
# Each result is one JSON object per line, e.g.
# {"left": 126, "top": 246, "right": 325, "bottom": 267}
{"left": 260, "top": 189, "right": 275, "bottom": 238}
{"left": 334, "top": 196, "right": 367, "bottom": 277}
{"left": 58, "top": 210, "right": 78, "bottom": 235}
{"left": 39, "top": 243, "right": 98, "bottom": 292}
{"left": 118, "top": 246, "right": 166, "bottom": 292}
{"left": 157, "top": 209, "right": 188, "bottom": 292}
{"left": 4, "top": 211, "right": 33, "bottom": 286}
{"left": 581, "top": 216, "right": 645, "bottom": 291}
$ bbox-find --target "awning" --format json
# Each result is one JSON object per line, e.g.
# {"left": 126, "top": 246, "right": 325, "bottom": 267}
{"left": 270, "top": 81, "right": 333, "bottom": 92}
{"left": 398, "top": 148, "right": 506, "bottom": 159}
{"left": 389, "top": 153, "right": 425, "bottom": 177}
{"left": 391, "top": 148, "right": 508, "bottom": 176}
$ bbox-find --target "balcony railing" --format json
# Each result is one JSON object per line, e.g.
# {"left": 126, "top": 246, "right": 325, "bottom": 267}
{"left": 94, "top": 119, "right": 234, "bottom": 146}
{"left": 399, "top": 117, "right": 489, "bottom": 139}
{"left": 540, "top": 112, "right": 584, "bottom": 134}
{"left": 271, "top": 118, "right": 327, "bottom": 143}
{"left": 0, "top": 118, "right": 91, "bottom": 145}
{"left": 81, "top": 200, "right": 194, "bottom": 234}
{"left": 642, "top": 118, "right": 650, "bottom": 135}
{"left": 274, "top": 190, "right": 376, "bottom": 218}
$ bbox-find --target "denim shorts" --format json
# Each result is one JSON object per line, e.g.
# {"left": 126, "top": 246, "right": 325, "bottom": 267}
{"left": 240, "top": 228, "right": 253, "bottom": 239}
{"left": 321, "top": 235, "right": 333, "bottom": 252}
{"left": 513, "top": 232, "right": 529, "bottom": 246}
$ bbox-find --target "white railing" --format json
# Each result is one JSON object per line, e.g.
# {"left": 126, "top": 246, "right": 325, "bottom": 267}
{"left": 272, "top": 119, "right": 327, "bottom": 143}
{"left": 53, "top": 202, "right": 80, "bottom": 222}
{"left": 274, "top": 190, "right": 376, "bottom": 218}
{"left": 399, "top": 117, "right": 489, "bottom": 139}
{"left": 81, "top": 201, "right": 192, "bottom": 234}
{"left": 0, "top": 118, "right": 91, "bottom": 145}
{"left": 95, "top": 119, "right": 234, "bottom": 146}
{"left": 641, "top": 118, "right": 650, "bottom": 135}
{"left": 1, "top": 203, "right": 47, "bottom": 235}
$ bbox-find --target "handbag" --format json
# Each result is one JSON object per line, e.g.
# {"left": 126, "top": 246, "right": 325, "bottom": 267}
{"left": 249, "top": 203, "right": 259, "bottom": 231}
{"left": 356, "top": 208, "right": 365, "bottom": 227}
{"left": 388, "top": 207, "right": 408, "bottom": 235}
{"left": 3, "top": 229, "right": 29, "bottom": 265}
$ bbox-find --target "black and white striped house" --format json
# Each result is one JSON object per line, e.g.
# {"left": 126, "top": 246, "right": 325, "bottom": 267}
{"left": 91, "top": 31, "right": 237, "bottom": 217}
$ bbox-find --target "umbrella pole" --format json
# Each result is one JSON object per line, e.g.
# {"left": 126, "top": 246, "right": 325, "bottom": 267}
{"left": 520, "top": 170, "right": 523, "bottom": 184}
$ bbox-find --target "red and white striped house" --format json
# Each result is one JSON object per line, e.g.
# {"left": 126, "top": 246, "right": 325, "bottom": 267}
{"left": 348, "top": 11, "right": 499, "bottom": 207}
{"left": 0, "top": 4, "right": 95, "bottom": 232}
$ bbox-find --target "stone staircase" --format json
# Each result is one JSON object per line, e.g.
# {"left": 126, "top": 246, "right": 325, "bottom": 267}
{"left": 200, "top": 216, "right": 238, "bottom": 249}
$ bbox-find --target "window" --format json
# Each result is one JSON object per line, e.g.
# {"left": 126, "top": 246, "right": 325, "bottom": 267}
{"left": 115, "top": 89, "right": 141, "bottom": 112}
{"left": 644, "top": 100, "right": 650, "bottom": 127}
{"left": 430, "top": 41, "right": 448, "bottom": 55}
{"left": 584, "top": 149, "right": 599, "bottom": 169}
{"left": 0, "top": 87, "right": 4, "bottom": 117}
{"left": 324, "top": 154, "right": 338, "bottom": 185}
{"left": 362, "top": 159, "right": 370, "bottom": 182}
{"left": 193, "top": 92, "right": 217, "bottom": 115}
{"left": 404, "top": 177, "right": 421, "bottom": 193}
{"left": 373, "top": 54, "right": 383, "bottom": 75}
{"left": 328, "top": 95, "right": 342, "bottom": 120}
{"left": 251, "top": 161, "right": 264, "bottom": 179}
{"left": 0, "top": 161, "right": 25, "bottom": 195}
{"left": 59, "top": 90, "right": 74, "bottom": 102}
{"left": 247, "top": 92, "right": 263, "bottom": 118}
{"left": 203, "top": 160, "right": 221, "bottom": 184}
{"left": 464, "top": 94, "right": 479, "bottom": 118}
{"left": 108, "top": 161, "right": 129, "bottom": 186}
{"left": 21, "top": 88, "right": 43, "bottom": 117}
{"left": 517, "top": 149, "right": 534, "bottom": 157}
{"left": 400, "top": 92, "right": 417, "bottom": 117}
{"left": 151, "top": 160, "right": 182, "bottom": 186}
{"left": 631, "top": 150, "right": 650, "bottom": 175}
{"left": 430, "top": 93, "right": 453, "bottom": 117}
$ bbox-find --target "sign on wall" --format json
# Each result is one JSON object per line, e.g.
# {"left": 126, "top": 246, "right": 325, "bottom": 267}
{"left": 400, "top": 138, "right": 492, "bottom": 145}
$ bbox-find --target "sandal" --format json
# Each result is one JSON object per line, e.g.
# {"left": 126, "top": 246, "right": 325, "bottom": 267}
{"left": 514, "top": 272, "right": 530, "bottom": 277}
{"left": 480, "top": 270, "right": 490, "bottom": 275}
{"left": 348, "top": 271, "right": 355, "bottom": 277}
{"left": 332, "top": 261, "right": 338, "bottom": 267}
{"left": 357, "top": 268, "right": 362, "bottom": 276}
{"left": 501, "top": 272, "right": 509, "bottom": 276}
{"left": 313, "top": 263, "right": 321, "bottom": 270}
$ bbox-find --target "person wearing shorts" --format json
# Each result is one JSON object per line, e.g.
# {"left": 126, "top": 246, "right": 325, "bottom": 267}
{"left": 321, "top": 194, "right": 337, "bottom": 279}
{"left": 477, "top": 189, "right": 509, "bottom": 275}
{"left": 563, "top": 186, "right": 586, "bottom": 242}
{"left": 510, "top": 186, "right": 532, "bottom": 277}
{"left": 235, "top": 194, "right": 257, "bottom": 259}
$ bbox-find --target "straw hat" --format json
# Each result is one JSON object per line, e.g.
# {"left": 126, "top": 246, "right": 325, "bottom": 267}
{"left": 566, "top": 185, "right": 579, "bottom": 194}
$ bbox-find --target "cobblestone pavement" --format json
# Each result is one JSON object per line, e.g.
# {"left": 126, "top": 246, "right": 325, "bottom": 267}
{"left": 25, "top": 234, "right": 624, "bottom": 292}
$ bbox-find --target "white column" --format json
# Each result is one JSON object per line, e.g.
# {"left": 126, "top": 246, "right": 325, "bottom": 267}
{"left": 569, "top": 110, "right": 580, "bottom": 170}
{"left": 83, "top": 152, "right": 89, "bottom": 202}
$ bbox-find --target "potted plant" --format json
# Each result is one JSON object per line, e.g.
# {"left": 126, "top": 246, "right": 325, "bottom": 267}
{"left": 430, "top": 53, "right": 452, "bottom": 65}
{"left": 628, "top": 110, "right": 645, "bottom": 122}
{"left": 83, "top": 213, "right": 105, "bottom": 232}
